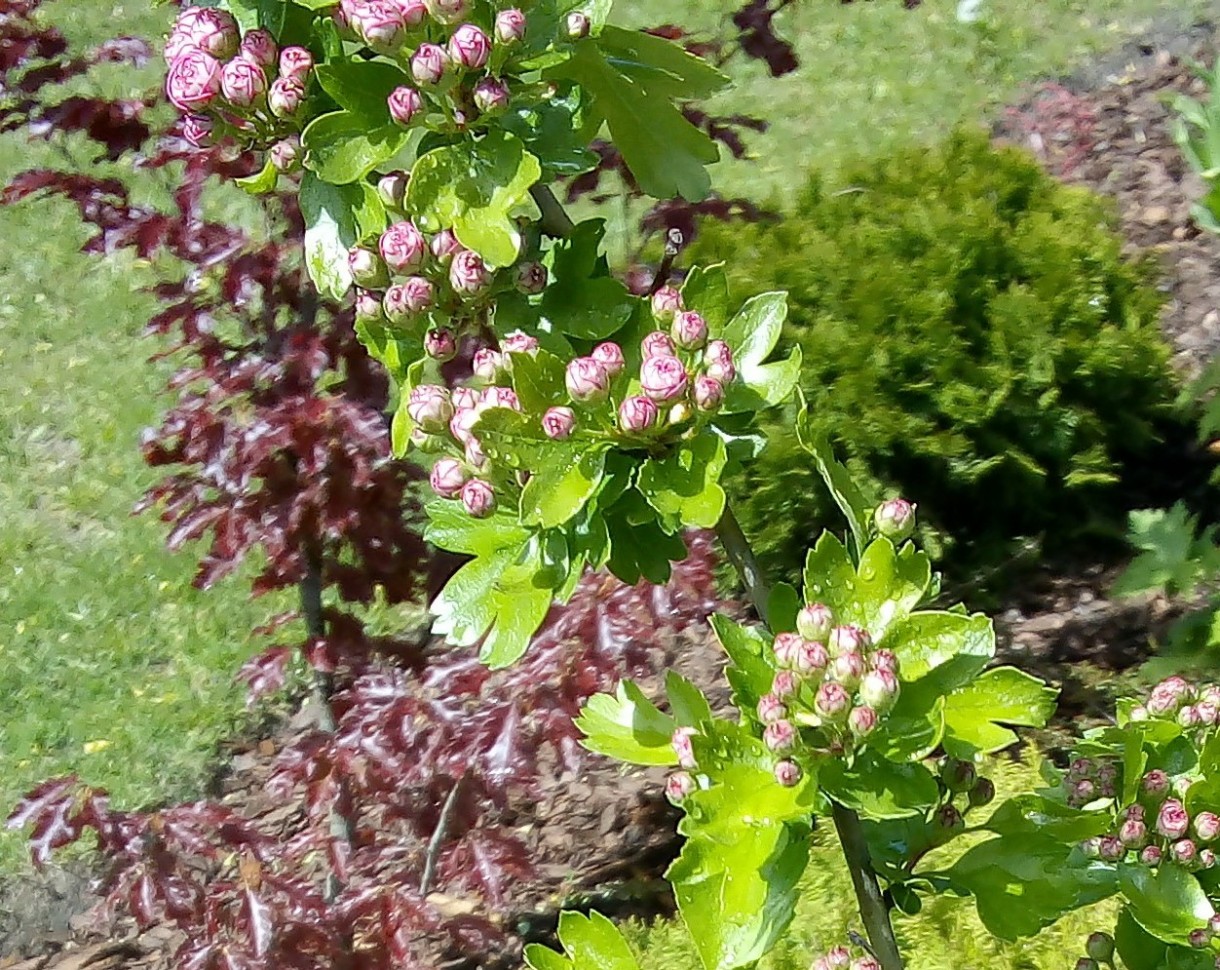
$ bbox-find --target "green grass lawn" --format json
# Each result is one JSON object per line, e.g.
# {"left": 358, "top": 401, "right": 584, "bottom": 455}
{"left": 0, "top": 0, "right": 1207, "bottom": 932}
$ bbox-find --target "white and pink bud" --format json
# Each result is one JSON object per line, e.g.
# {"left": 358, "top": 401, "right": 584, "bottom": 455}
{"left": 851, "top": 957, "right": 882, "bottom": 970}
{"left": 672, "top": 310, "right": 708, "bottom": 350}
{"left": 515, "top": 261, "right": 548, "bottom": 295}
{"left": 1140, "top": 844, "right": 1162, "bottom": 867}
{"left": 641, "top": 330, "right": 677, "bottom": 358}
{"left": 391, "top": 0, "right": 428, "bottom": 26}
{"left": 388, "top": 85, "right": 424, "bottom": 127}
{"left": 585, "top": 343, "right": 623, "bottom": 380}
{"left": 1198, "top": 700, "right": 1219, "bottom": 725}
{"left": 764, "top": 719, "right": 797, "bottom": 754}
{"left": 268, "top": 77, "right": 306, "bottom": 118}
{"left": 830, "top": 651, "right": 865, "bottom": 689}
{"left": 565, "top": 11, "right": 591, "bottom": 38}
{"left": 822, "top": 946, "right": 851, "bottom": 969}
{"left": 848, "top": 705, "right": 878, "bottom": 739}
{"left": 379, "top": 221, "right": 427, "bottom": 274}
{"left": 859, "top": 669, "right": 899, "bottom": 712}
{"left": 449, "top": 406, "right": 481, "bottom": 447}
{"left": 354, "top": 1, "right": 407, "bottom": 51}
{"left": 377, "top": 172, "right": 410, "bottom": 209}
{"left": 278, "top": 46, "right": 314, "bottom": 81}
{"left": 773, "top": 759, "right": 802, "bottom": 787}
{"left": 874, "top": 498, "right": 916, "bottom": 541}
{"left": 466, "top": 440, "right": 489, "bottom": 473}
{"left": 238, "top": 27, "right": 277, "bottom": 68}
{"left": 828, "top": 624, "right": 871, "bottom": 658}
{"left": 473, "top": 76, "right": 510, "bottom": 115}
{"left": 430, "top": 229, "right": 462, "bottom": 263}
{"left": 1188, "top": 929, "right": 1211, "bottom": 949}
{"left": 354, "top": 289, "right": 385, "bottom": 322}
{"left": 1173, "top": 839, "right": 1199, "bottom": 866}
{"left": 640, "top": 354, "right": 689, "bottom": 403}
{"left": 482, "top": 386, "right": 521, "bottom": 411}
{"left": 1201, "top": 848, "right": 1217, "bottom": 868}
{"left": 450, "top": 249, "right": 493, "bottom": 295}
{"left": 1157, "top": 799, "right": 1190, "bottom": 840}
{"left": 411, "top": 42, "right": 449, "bottom": 84}
{"left": 1148, "top": 676, "right": 1193, "bottom": 716}
{"left": 425, "top": 328, "right": 457, "bottom": 362}
{"left": 165, "top": 48, "right": 222, "bottom": 112}
{"left": 1179, "top": 705, "right": 1202, "bottom": 729}
{"left": 451, "top": 387, "right": 479, "bottom": 411}
{"left": 461, "top": 478, "right": 496, "bottom": 517}
{"left": 693, "top": 376, "right": 724, "bottom": 413}
{"left": 1069, "top": 779, "right": 1096, "bottom": 806}
{"left": 1143, "top": 769, "right": 1170, "bottom": 798}
{"left": 794, "top": 640, "right": 829, "bottom": 676}
{"left": 665, "top": 771, "right": 696, "bottom": 805}
{"left": 268, "top": 136, "right": 300, "bottom": 173}
{"left": 425, "top": 0, "right": 470, "bottom": 24}
{"left": 757, "top": 693, "right": 787, "bottom": 724}
{"left": 430, "top": 457, "right": 468, "bottom": 498}
{"left": 348, "top": 247, "right": 389, "bottom": 288}
{"left": 815, "top": 681, "right": 851, "bottom": 721}
{"left": 180, "top": 114, "right": 214, "bottom": 148}
{"left": 472, "top": 349, "right": 506, "bottom": 382}
{"left": 796, "top": 603, "right": 833, "bottom": 641}
{"left": 704, "top": 339, "right": 736, "bottom": 383}
{"left": 872, "top": 649, "right": 900, "bottom": 674}
{"left": 1195, "top": 812, "right": 1220, "bottom": 842}
{"left": 502, "top": 331, "right": 540, "bottom": 354}
{"left": 448, "top": 23, "right": 491, "bottom": 69}
{"left": 771, "top": 671, "right": 798, "bottom": 701}
{"left": 650, "top": 285, "right": 684, "bottom": 323}
{"left": 565, "top": 357, "right": 611, "bottom": 403}
{"left": 1097, "top": 836, "right": 1125, "bottom": 862}
{"left": 672, "top": 726, "right": 697, "bottom": 769}
{"left": 542, "top": 407, "right": 577, "bottom": 441}
{"left": 179, "top": 8, "right": 240, "bottom": 60}
{"left": 618, "top": 395, "right": 658, "bottom": 434}
{"left": 407, "top": 384, "right": 453, "bottom": 433}
{"left": 384, "top": 277, "right": 434, "bottom": 321}
{"left": 494, "top": 8, "right": 527, "bottom": 45}
{"left": 1120, "top": 818, "right": 1148, "bottom": 848}
{"left": 772, "top": 632, "right": 802, "bottom": 668}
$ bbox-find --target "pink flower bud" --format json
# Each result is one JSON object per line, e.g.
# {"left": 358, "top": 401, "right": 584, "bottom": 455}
{"left": 1180, "top": 705, "right": 1203, "bottom": 728}
{"left": 542, "top": 407, "right": 576, "bottom": 440}
{"left": 1069, "top": 779, "right": 1096, "bottom": 806}
{"left": 640, "top": 355, "right": 689, "bottom": 403}
{"left": 565, "top": 357, "right": 610, "bottom": 403}
{"left": 772, "top": 632, "right": 802, "bottom": 668}
{"left": 764, "top": 719, "right": 797, "bottom": 753}
{"left": 424, "top": 328, "right": 456, "bottom": 362}
{"left": 1175, "top": 839, "right": 1199, "bottom": 866}
{"left": 859, "top": 669, "right": 899, "bottom": 711}
{"left": 566, "top": 11, "right": 591, "bottom": 38}
{"left": 390, "top": 0, "right": 428, "bottom": 26}
{"left": 450, "top": 249, "right": 493, "bottom": 295}
{"left": 771, "top": 670, "right": 798, "bottom": 700}
{"left": 815, "top": 681, "right": 850, "bottom": 721}
{"left": 1203, "top": 685, "right": 1220, "bottom": 708}
{"left": 1143, "top": 769, "right": 1170, "bottom": 798}
{"left": 501, "top": 330, "right": 539, "bottom": 355}
{"left": 411, "top": 42, "right": 448, "bottom": 84}
{"left": 377, "top": 172, "right": 410, "bottom": 209}
{"left": 672, "top": 310, "right": 709, "bottom": 350}
{"left": 354, "top": 1, "right": 407, "bottom": 50}
{"left": 1074, "top": 960, "right": 1100, "bottom": 970}
{"left": 823, "top": 946, "right": 851, "bottom": 969}
{"left": 449, "top": 406, "right": 480, "bottom": 447}
{"left": 166, "top": 49, "right": 222, "bottom": 112}
{"left": 704, "top": 339, "right": 736, "bottom": 383}
{"left": 1157, "top": 799, "right": 1190, "bottom": 840}
{"left": 461, "top": 478, "right": 496, "bottom": 517}
{"left": 180, "top": 8, "right": 240, "bottom": 60}
{"left": 797, "top": 603, "right": 833, "bottom": 641}
{"left": 278, "top": 45, "right": 314, "bottom": 80}
{"left": 583, "top": 343, "right": 623, "bottom": 380}
{"left": 1097, "top": 836, "right": 1125, "bottom": 862}
{"left": 665, "top": 771, "right": 696, "bottom": 805}
{"left": 848, "top": 705, "right": 878, "bottom": 738}
{"left": 1198, "top": 700, "right": 1219, "bottom": 725}
{"left": 451, "top": 386, "right": 479, "bottom": 410}
{"left": 1201, "top": 848, "right": 1217, "bottom": 868}
{"left": 794, "top": 640, "right": 829, "bottom": 676}
{"left": 378, "top": 221, "right": 426, "bottom": 274}
{"left": 672, "top": 726, "right": 697, "bottom": 769}
{"left": 1123, "top": 803, "right": 1147, "bottom": 822}
{"left": 693, "top": 376, "right": 724, "bottom": 413}
{"left": 472, "top": 349, "right": 506, "bottom": 382}
{"left": 757, "top": 693, "right": 787, "bottom": 724}
{"left": 482, "top": 386, "right": 521, "bottom": 411}
{"left": 773, "top": 759, "right": 802, "bottom": 787}
{"left": 828, "top": 624, "right": 870, "bottom": 657}
{"left": 830, "top": 651, "right": 865, "bottom": 689}
{"left": 1175, "top": 776, "right": 1195, "bottom": 799}
{"left": 1189, "top": 929, "right": 1211, "bottom": 949}
{"left": 619, "top": 395, "right": 659, "bottom": 433}
{"left": 850, "top": 958, "right": 882, "bottom": 970}
{"left": 425, "top": 0, "right": 469, "bottom": 24}
{"left": 872, "top": 649, "right": 899, "bottom": 674}
{"left": 1140, "top": 844, "right": 1162, "bottom": 866}
{"left": 515, "top": 261, "right": 548, "bottom": 294}
{"left": 430, "top": 229, "right": 462, "bottom": 263}
{"left": 650, "top": 285, "right": 684, "bottom": 323}
{"left": 238, "top": 27, "right": 277, "bottom": 68}
{"left": 180, "top": 114, "right": 214, "bottom": 148}
{"left": 1148, "top": 676, "right": 1193, "bottom": 716}
{"left": 473, "top": 76, "right": 510, "bottom": 114}
{"left": 494, "top": 8, "right": 527, "bottom": 44}
{"left": 348, "top": 247, "right": 389, "bottom": 288}
{"left": 269, "top": 137, "right": 300, "bottom": 173}
{"left": 354, "top": 288, "right": 384, "bottom": 322}
{"left": 407, "top": 384, "right": 453, "bottom": 432}
{"left": 388, "top": 85, "right": 423, "bottom": 126}
{"left": 268, "top": 76, "right": 306, "bottom": 118}
{"left": 1080, "top": 837, "right": 1101, "bottom": 859}
{"left": 430, "top": 457, "right": 468, "bottom": 498}
{"left": 449, "top": 23, "right": 491, "bottom": 69}
{"left": 1128, "top": 704, "right": 1150, "bottom": 721}
{"left": 1119, "top": 819, "right": 1148, "bottom": 848}
{"left": 874, "top": 498, "right": 916, "bottom": 541}
{"left": 383, "top": 278, "right": 433, "bottom": 322}
{"left": 641, "top": 330, "right": 677, "bottom": 359}
{"left": 969, "top": 777, "right": 996, "bottom": 807}
{"left": 1196, "top": 812, "right": 1220, "bottom": 842}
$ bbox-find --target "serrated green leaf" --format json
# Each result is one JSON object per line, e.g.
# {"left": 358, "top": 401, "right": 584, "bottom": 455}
{"left": 576, "top": 680, "right": 677, "bottom": 766}
{"left": 407, "top": 131, "right": 540, "bottom": 267}
{"left": 500, "top": 86, "right": 600, "bottom": 178}
{"left": 666, "top": 671, "right": 712, "bottom": 727}
{"left": 509, "top": 350, "right": 568, "bottom": 412}
{"left": 597, "top": 25, "right": 730, "bottom": 101}
{"left": 681, "top": 264, "right": 731, "bottom": 331}
{"left": 637, "top": 433, "right": 728, "bottom": 531}
{"left": 718, "top": 291, "right": 786, "bottom": 368}
{"left": 302, "top": 110, "right": 410, "bottom": 185}
{"left": 521, "top": 443, "right": 607, "bottom": 528}
{"left": 941, "top": 666, "right": 1057, "bottom": 757}
{"left": 981, "top": 794, "right": 1113, "bottom": 842}
{"left": 299, "top": 173, "right": 360, "bottom": 299}
{"left": 540, "top": 219, "right": 634, "bottom": 339}
{"left": 525, "top": 910, "right": 641, "bottom": 970}
{"left": 1120, "top": 862, "right": 1215, "bottom": 946}
{"left": 795, "top": 395, "right": 871, "bottom": 555}
{"left": 355, "top": 320, "right": 420, "bottom": 389}
{"left": 820, "top": 753, "right": 939, "bottom": 819}
{"left": 708, "top": 614, "right": 775, "bottom": 717}
{"left": 885, "top": 610, "right": 995, "bottom": 683}
{"left": 723, "top": 346, "right": 803, "bottom": 415}
{"left": 1114, "top": 504, "right": 1212, "bottom": 599}
{"left": 314, "top": 61, "right": 410, "bottom": 122}
{"left": 423, "top": 499, "right": 532, "bottom": 557}
{"left": 235, "top": 158, "right": 279, "bottom": 195}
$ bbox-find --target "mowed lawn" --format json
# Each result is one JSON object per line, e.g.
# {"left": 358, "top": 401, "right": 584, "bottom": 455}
{"left": 0, "top": 0, "right": 1213, "bottom": 874}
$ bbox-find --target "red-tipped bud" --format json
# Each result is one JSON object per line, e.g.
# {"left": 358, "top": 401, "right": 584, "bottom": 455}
{"left": 500, "top": 331, "right": 539, "bottom": 355}
{"left": 1120, "top": 819, "right": 1148, "bottom": 848}
{"left": 641, "top": 330, "right": 677, "bottom": 358}
{"left": 1148, "top": 676, "right": 1193, "bottom": 716}
{"left": 269, "top": 136, "right": 300, "bottom": 173}
{"left": 584, "top": 343, "right": 623, "bottom": 380}
{"left": 1174, "top": 838, "right": 1199, "bottom": 866}
{"left": 1195, "top": 812, "right": 1220, "bottom": 842}
{"left": 672, "top": 310, "right": 708, "bottom": 350}
{"left": 565, "top": 10, "right": 591, "bottom": 38}
{"left": 850, "top": 958, "right": 882, "bottom": 970}
{"left": 794, "top": 640, "right": 829, "bottom": 676}
{"left": 874, "top": 498, "right": 916, "bottom": 541}
{"left": 672, "top": 726, "right": 697, "bottom": 769}
{"left": 848, "top": 705, "right": 878, "bottom": 738}
{"left": 872, "top": 649, "right": 899, "bottom": 674}
{"left": 1202, "top": 848, "right": 1217, "bottom": 869}
{"left": 823, "top": 947, "right": 851, "bottom": 970}
{"left": 166, "top": 49, "right": 222, "bottom": 112}
{"left": 384, "top": 277, "right": 435, "bottom": 322}
{"left": 1157, "top": 799, "right": 1190, "bottom": 840}
{"left": 378, "top": 172, "right": 410, "bottom": 209}
{"left": 448, "top": 23, "right": 491, "bottom": 69}
{"left": 968, "top": 777, "right": 996, "bottom": 808}
{"left": 640, "top": 354, "right": 689, "bottom": 403}
{"left": 1189, "top": 928, "right": 1211, "bottom": 948}
{"left": 424, "top": 328, "right": 456, "bottom": 362}
{"left": 450, "top": 249, "right": 493, "bottom": 295}
{"left": 797, "top": 603, "right": 833, "bottom": 641}
{"left": 353, "top": 2, "right": 407, "bottom": 51}
{"left": 430, "top": 229, "right": 462, "bottom": 263}
{"left": 515, "top": 261, "right": 548, "bottom": 294}
{"left": 1097, "top": 836, "right": 1125, "bottom": 862}
{"left": 828, "top": 624, "right": 871, "bottom": 657}
{"left": 181, "top": 114, "right": 214, "bottom": 148}
{"left": 388, "top": 85, "right": 423, "bottom": 126}
{"left": 618, "top": 395, "right": 659, "bottom": 433}
{"left": 693, "top": 376, "right": 724, "bottom": 413}
{"left": 473, "top": 76, "right": 510, "bottom": 114}
{"left": 426, "top": 0, "right": 469, "bottom": 24}
{"left": 566, "top": 357, "right": 611, "bottom": 403}
{"left": 773, "top": 759, "right": 802, "bottom": 787}
{"left": 392, "top": 0, "right": 428, "bottom": 25}
{"left": 461, "top": 478, "right": 496, "bottom": 517}
{"left": 771, "top": 671, "right": 798, "bottom": 701}
{"left": 472, "top": 349, "right": 506, "bottom": 383}
{"left": 757, "top": 693, "right": 787, "bottom": 724}
{"left": 379, "top": 221, "right": 427, "bottom": 273}
{"left": 1139, "top": 844, "right": 1163, "bottom": 867}
{"left": 278, "top": 45, "right": 314, "bottom": 80}
{"left": 407, "top": 384, "right": 453, "bottom": 432}
{"left": 348, "top": 247, "right": 389, "bottom": 288}
{"left": 772, "top": 632, "right": 802, "bottom": 668}
{"left": 173, "top": 8, "right": 240, "bottom": 60}
{"left": 430, "top": 457, "right": 468, "bottom": 498}
{"left": 354, "top": 288, "right": 385, "bottom": 322}
{"left": 830, "top": 651, "right": 865, "bottom": 689}
{"left": 859, "top": 669, "right": 899, "bottom": 712}
{"left": 495, "top": 8, "right": 527, "bottom": 45}
{"left": 238, "top": 27, "right": 277, "bottom": 67}
{"left": 815, "top": 681, "right": 851, "bottom": 721}
{"left": 1142, "top": 769, "right": 1170, "bottom": 798}
{"left": 411, "top": 42, "right": 448, "bottom": 84}
{"left": 1179, "top": 705, "right": 1202, "bottom": 729}
{"left": 764, "top": 719, "right": 797, "bottom": 753}
{"left": 1068, "top": 779, "right": 1096, "bottom": 806}
{"left": 542, "top": 407, "right": 576, "bottom": 441}
{"left": 704, "top": 339, "right": 736, "bottom": 383}
{"left": 650, "top": 285, "right": 684, "bottom": 323}
{"left": 665, "top": 771, "right": 696, "bottom": 805}
{"left": 1198, "top": 700, "right": 1219, "bottom": 725}
{"left": 268, "top": 77, "right": 306, "bottom": 118}
{"left": 482, "top": 386, "right": 520, "bottom": 411}
{"left": 220, "top": 56, "right": 267, "bottom": 108}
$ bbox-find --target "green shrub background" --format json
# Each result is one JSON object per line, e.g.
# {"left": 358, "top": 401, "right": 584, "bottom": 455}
{"left": 689, "top": 131, "right": 1182, "bottom": 586}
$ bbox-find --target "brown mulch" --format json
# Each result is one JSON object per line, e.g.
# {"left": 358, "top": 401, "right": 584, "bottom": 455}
{"left": 8, "top": 21, "right": 1220, "bottom": 970}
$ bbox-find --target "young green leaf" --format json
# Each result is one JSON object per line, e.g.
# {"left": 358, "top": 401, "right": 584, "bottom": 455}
{"left": 795, "top": 393, "right": 872, "bottom": 556}
{"left": 299, "top": 173, "right": 361, "bottom": 299}
{"left": 524, "top": 910, "right": 641, "bottom": 970}
{"left": 941, "top": 666, "right": 1058, "bottom": 757}
{"left": 576, "top": 680, "right": 678, "bottom": 766}
{"left": 314, "top": 61, "right": 411, "bottom": 122}
{"left": 301, "top": 111, "right": 410, "bottom": 185}
{"left": 708, "top": 613, "right": 775, "bottom": 717}
{"left": 1119, "top": 862, "right": 1216, "bottom": 947}
{"left": 666, "top": 671, "right": 712, "bottom": 727}
{"left": 520, "top": 443, "right": 608, "bottom": 529}
{"left": 820, "top": 752, "right": 940, "bottom": 819}
{"left": 636, "top": 433, "right": 728, "bottom": 531}
{"left": 235, "top": 159, "right": 279, "bottom": 195}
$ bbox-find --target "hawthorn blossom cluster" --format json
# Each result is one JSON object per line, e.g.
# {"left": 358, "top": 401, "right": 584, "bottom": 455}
{"left": 163, "top": 7, "right": 312, "bottom": 159}
{"left": 810, "top": 944, "right": 881, "bottom": 970}
{"left": 1128, "top": 675, "right": 1220, "bottom": 732}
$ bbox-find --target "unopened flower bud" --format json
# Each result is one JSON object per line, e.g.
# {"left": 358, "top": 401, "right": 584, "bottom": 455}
{"left": 1180, "top": 705, "right": 1203, "bottom": 729}
{"left": 354, "top": 288, "right": 384, "bottom": 322}
{"left": 941, "top": 758, "right": 977, "bottom": 794}
{"left": 828, "top": 624, "right": 870, "bottom": 658}
{"left": 1198, "top": 700, "right": 1219, "bottom": 725}
{"left": 268, "top": 76, "right": 306, "bottom": 118}
{"left": 771, "top": 670, "right": 798, "bottom": 700}
{"left": 693, "top": 376, "right": 724, "bottom": 413}
{"left": 797, "top": 603, "right": 832, "bottom": 641}
{"left": 566, "top": 11, "right": 591, "bottom": 38}
{"left": 1157, "top": 799, "right": 1190, "bottom": 840}
{"left": 465, "top": 438, "right": 488, "bottom": 471}
{"left": 482, "top": 386, "right": 520, "bottom": 411}
{"left": 1120, "top": 819, "right": 1148, "bottom": 849}
{"left": 472, "top": 348, "right": 506, "bottom": 383}
{"left": 580, "top": 345, "right": 623, "bottom": 383}
{"left": 772, "top": 632, "right": 802, "bottom": 668}
{"left": 764, "top": 719, "right": 797, "bottom": 754}
{"left": 473, "top": 76, "right": 510, "bottom": 115}
{"left": 874, "top": 498, "right": 916, "bottom": 541}
{"left": 348, "top": 247, "right": 389, "bottom": 288}
{"left": 1140, "top": 844, "right": 1163, "bottom": 867}
{"left": 1080, "top": 837, "right": 1101, "bottom": 859}
{"left": 181, "top": 114, "right": 214, "bottom": 148}
{"left": 566, "top": 357, "right": 611, "bottom": 403}
{"left": 872, "top": 649, "right": 899, "bottom": 674}
{"left": 461, "top": 478, "right": 496, "bottom": 517}
{"left": 450, "top": 249, "right": 492, "bottom": 295}
{"left": 166, "top": 49, "right": 223, "bottom": 112}
{"left": 672, "top": 310, "right": 708, "bottom": 350}
{"left": 388, "top": 85, "right": 423, "bottom": 126}
{"left": 1148, "top": 676, "right": 1193, "bottom": 716}
{"left": 830, "top": 651, "right": 865, "bottom": 690}
{"left": 430, "top": 457, "right": 468, "bottom": 498}
{"left": 650, "top": 285, "right": 684, "bottom": 324}
{"left": 424, "top": 328, "right": 456, "bottom": 362}
{"left": 1069, "top": 779, "right": 1096, "bottom": 806}
{"left": 823, "top": 947, "right": 851, "bottom": 970}
{"left": 704, "top": 339, "right": 736, "bottom": 383}
{"left": 1195, "top": 812, "right": 1220, "bottom": 842}
{"left": 1189, "top": 928, "right": 1211, "bottom": 948}
{"left": 934, "top": 803, "right": 965, "bottom": 838}
{"left": 968, "top": 777, "right": 996, "bottom": 808}
{"left": 665, "top": 771, "right": 696, "bottom": 805}
{"left": 515, "top": 261, "right": 547, "bottom": 295}
{"left": 449, "top": 406, "right": 480, "bottom": 447}
{"left": 1085, "top": 932, "right": 1114, "bottom": 962}
{"left": 239, "top": 27, "right": 277, "bottom": 67}
{"left": 378, "top": 172, "right": 410, "bottom": 209}
{"left": 773, "top": 759, "right": 802, "bottom": 787}
{"left": 379, "top": 221, "right": 427, "bottom": 274}
{"left": 641, "top": 330, "right": 677, "bottom": 358}
{"left": 850, "top": 958, "right": 882, "bottom": 970}
{"left": 619, "top": 395, "right": 659, "bottom": 433}
{"left": 541, "top": 407, "right": 576, "bottom": 441}
{"left": 1143, "top": 769, "right": 1170, "bottom": 798}
{"left": 384, "top": 277, "right": 435, "bottom": 322}
{"left": 354, "top": 2, "right": 407, "bottom": 51}
{"left": 1202, "top": 848, "right": 1217, "bottom": 868}
{"left": 672, "top": 726, "right": 696, "bottom": 769}
{"left": 176, "top": 8, "right": 240, "bottom": 60}
{"left": 1176, "top": 838, "right": 1201, "bottom": 866}
{"left": 1129, "top": 704, "right": 1150, "bottom": 721}
{"left": 1097, "top": 836, "right": 1125, "bottom": 862}
{"left": 221, "top": 56, "right": 268, "bottom": 108}
{"left": 278, "top": 45, "right": 314, "bottom": 80}
{"left": 640, "top": 354, "right": 689, "bottom": 403}
{"left": 1074, "top": 960, "right": 1100, "bottom": 970}
{"left": 795, "top": 640, "right": 829, "bottom": 676}
{"left": 448, "top": 23, "right": 491, "bottom": 69}
{"left": 411, "top": 42, "right": 448, "bottom": 84}
{"left": 848, "top": 705, "right": 878, "bottom": 739}
{"left": 494, "top": 8, "right": 527, "bottom": 45}
{"left": 269, "top": 136, "right": 300, "bottom": 173}
{"left": 815, "top": 681, "right": 851, "bottom": 721}
{"left": 425, "top": 0, "right": 469, "bottom": 24}
{"left": 757, "top": 693, "right": 787, "bottom": 724}
{"left": 407, "top": 384, "right": 453, "bottom": 432}
{"left": 859, "top": 669, "right": 899, "bottom": 712}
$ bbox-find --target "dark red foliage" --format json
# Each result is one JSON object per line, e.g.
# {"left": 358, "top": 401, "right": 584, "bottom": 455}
{"left": 1002, "top": 82, "right": 1098, "bottom": 178}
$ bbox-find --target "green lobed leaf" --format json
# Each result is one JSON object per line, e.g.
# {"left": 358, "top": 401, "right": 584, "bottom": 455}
{"left": 941, "top": 666, "right": 1058, "bottom": 758}
{"left": 597, "top": 25, "right": 730, "bottom": 101}
{"left": 235, "top": 158, "right": 279, "bottom": 195}
{"left": 540, "top": 219, "right": 634, "bottom": 340}
{"left": 636, "top": 433, "right": 728, "bottom": 531}
{"left": 1120, "top": 862, "right": 1216, "bottom": 947}
{"left": 302, "top": 110, "right": 410, "bottom": 185}
{"left": 521, "top": 443, "right": 608, "bottom": 529}
{"left": 708, "top": 613, "right": 775, "bottom": 718}
{"left": 511, "top": 350, "right": 569, "bottom": 412}
{"left": 407, "top": 131, "right": 541, "bottom": 267}
{"left": 501, "top": 85, "right": 600, "bottom": 178}
{"left": 314, "top": 61, "right": 411, "bottom": 122}
{"left": 524, "top": 910, "right": 641, "bottom": 970}
{"left": 981, "top": 794, "right": 1113, "bottom": 843}
{"left": 795, "top": 392, "right": 871, "bottom": 556}
{"left": 681, "top": 263, "right": 731, "bottom": 332}
{"left": 423, "top": 499, "right": 532, "bottom": 557}
{"left": 576, "top": 680, "right": 677, "bottom": 766}
{"left": 299, "top": 173, "right": 361, "bottom": 299}
{"left": 885, "top": 610, "right": 995, "bottom": 684}
{"left": 820, "top": 752, "right": 940, "bottom": 819}
{"left": 666, "top": 671, "right": 712, "bottom": 727}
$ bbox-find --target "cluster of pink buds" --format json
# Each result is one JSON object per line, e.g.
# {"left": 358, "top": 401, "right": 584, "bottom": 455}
{"left": 1061, "top": 756, "right": 1119, "bottom": 808}
{"left": 163, "top": 7, "right": 314, "bottom": 158}
{"left": 1128, "top": 676, "right": 1220, "bottom": 732}
{"left": 1072, "top": 931, "right": 1115, "bottom": 970}
{"left": 811, "top": 944, "right": 881, "bottom": 970}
